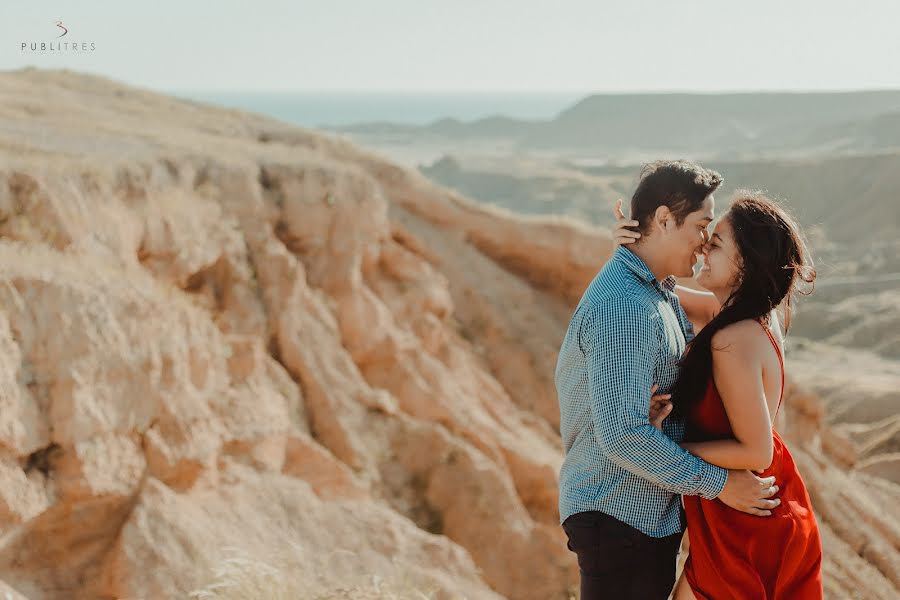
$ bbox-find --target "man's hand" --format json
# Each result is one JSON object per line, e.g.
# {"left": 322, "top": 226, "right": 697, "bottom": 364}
{"left": 613, "top": 199, "right": 642, "bottom": 246}
{"left": 718, "top": 470, "right": 781, "bottom": 516}
{"left": 648, "top": 383, "right": 673, "bottom": 431}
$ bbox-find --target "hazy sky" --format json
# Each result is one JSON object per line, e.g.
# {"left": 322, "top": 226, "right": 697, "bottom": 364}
{"left": 2, "top": 0, "right": 899, "bottom": 93}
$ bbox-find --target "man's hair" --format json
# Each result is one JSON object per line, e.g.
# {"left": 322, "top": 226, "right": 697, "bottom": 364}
{"left": 630, "top": 160, "right": 723, "bottom": 235}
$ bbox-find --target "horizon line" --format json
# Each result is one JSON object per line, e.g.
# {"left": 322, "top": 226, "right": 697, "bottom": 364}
{"left": 10, "top": 69, "right": 900, "bottom": 97}
{"left": 169, "top": 86, "right": 900, "bottom": 96}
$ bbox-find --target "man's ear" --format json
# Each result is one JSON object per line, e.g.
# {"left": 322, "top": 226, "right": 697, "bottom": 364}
{"left": 653, "top": 205, "right": 673, "bottom": 233}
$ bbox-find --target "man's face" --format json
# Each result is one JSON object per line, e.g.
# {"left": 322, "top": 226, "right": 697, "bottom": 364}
{"left": 663, "top": 195, "right": 715, "bottom": 278}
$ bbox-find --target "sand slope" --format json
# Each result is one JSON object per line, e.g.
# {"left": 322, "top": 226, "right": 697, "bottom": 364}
{"left": 0, "top": 69, "right": 896, "bottom": 599}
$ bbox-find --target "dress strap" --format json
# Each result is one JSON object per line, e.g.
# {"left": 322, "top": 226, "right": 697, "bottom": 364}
{"left": 756, "top": 319, "right": 785, "bottom": 419}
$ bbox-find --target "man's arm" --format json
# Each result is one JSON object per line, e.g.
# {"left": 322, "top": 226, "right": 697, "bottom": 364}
{"left": 586, "top": 299, "right": 727, "bottom": 499}
{"left": 662, "top": 410, "right": 685, "bottom": 441}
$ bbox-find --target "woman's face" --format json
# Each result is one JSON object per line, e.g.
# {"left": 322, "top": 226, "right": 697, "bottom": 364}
{"left": 696, "top": 215, "right": 742, "bottom": 294}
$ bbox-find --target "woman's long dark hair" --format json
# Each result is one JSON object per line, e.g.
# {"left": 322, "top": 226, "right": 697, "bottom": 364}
{"left": 673, "top": 192, "right": 816, "bottom": 414}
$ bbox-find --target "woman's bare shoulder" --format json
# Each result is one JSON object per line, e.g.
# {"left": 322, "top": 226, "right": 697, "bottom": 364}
{"left": 711, "top": 319, "right": 768, "bottom": 357}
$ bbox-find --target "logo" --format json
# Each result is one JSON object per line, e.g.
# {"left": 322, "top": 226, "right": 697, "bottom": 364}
{"left": 21, "top": 20, "right": 96, "bottom": 53}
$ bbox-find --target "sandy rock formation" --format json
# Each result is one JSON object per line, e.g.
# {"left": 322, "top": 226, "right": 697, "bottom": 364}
{"left": 0, "top": 69, "right": 895, "bottom": 599}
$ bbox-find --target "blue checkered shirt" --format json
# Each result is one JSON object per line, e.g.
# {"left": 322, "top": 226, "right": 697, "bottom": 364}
{"left": 556, "top": 246, "right": 728, "bottom": 537}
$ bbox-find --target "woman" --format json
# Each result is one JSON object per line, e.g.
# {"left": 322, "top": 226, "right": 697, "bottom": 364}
{"left": 614, "top": 192, "right": 823, "bottom": 599}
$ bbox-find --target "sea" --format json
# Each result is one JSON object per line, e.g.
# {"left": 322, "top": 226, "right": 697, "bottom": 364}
{"left": 170, "top": 91, "right": 583, "bottom": 129}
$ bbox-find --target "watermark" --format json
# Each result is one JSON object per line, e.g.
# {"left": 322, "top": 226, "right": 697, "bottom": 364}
{"left": 21, "top": 20, "right": 96, "bottom": 53}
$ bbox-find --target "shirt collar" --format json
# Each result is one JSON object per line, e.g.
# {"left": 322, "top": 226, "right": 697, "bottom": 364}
{"left": 613, "top": 246, "right": 677, "bottom": 292}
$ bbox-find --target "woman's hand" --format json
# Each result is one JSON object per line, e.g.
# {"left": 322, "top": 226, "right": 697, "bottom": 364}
{"left": 648, "top": 383, "right": 673, "bottom": 431}
{"left": 613, "top": 199, "right": 641, "bottom": 247}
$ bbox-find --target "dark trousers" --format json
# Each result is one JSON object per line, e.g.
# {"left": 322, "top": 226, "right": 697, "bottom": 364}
{"left": 562, "top": 511, "right": 684, "bottom": 600}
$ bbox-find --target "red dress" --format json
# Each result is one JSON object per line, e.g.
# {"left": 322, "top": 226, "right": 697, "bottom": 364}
{"left": 682, "top": 323, "right": 823, "bottom": 599}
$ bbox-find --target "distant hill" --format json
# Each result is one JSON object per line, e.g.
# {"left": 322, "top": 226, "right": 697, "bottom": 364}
{"left": 528, "top": 91, "right": 900, "bottom": 154}
{"left": 792, "top": 290, "right": 900, "bottom": 359}
{"left": 424, "top": 150, "right": 900, "bottom": 243}
{"left": 340, "top": 91, "right": 900, "bottom": 159}
{"left": 705, "top": 152, "right": 900, "bottom": 241}
{"left": 789, "top": 111, "right": 900, "bottom": 153}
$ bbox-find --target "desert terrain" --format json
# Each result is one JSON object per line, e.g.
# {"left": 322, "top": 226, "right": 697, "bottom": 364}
{"left": 0, "top": 70, "right": 896, "bottom": 599}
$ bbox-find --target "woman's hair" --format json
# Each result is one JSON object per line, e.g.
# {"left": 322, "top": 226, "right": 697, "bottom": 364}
{"left": 673, "top": 191, "right": 816, "bottom": 414}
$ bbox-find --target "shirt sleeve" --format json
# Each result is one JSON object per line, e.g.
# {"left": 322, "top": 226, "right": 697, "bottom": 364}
{"left": 663, "top": 412, "right": 686, "bottom": 442}
{"left": 585, "top": 299, "right": 728, "bottom": 499}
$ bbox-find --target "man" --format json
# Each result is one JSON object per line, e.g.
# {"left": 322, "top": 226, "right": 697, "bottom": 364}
{"left": 555, "top": 160, "right": 781, "bottom": 599}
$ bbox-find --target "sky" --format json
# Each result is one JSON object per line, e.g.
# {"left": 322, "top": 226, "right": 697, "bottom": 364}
{"left": 2, "top": 0, "right": 899, "bottom": 94}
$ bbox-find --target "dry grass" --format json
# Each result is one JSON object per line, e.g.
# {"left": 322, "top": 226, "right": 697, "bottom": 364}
{"left": 188, "top": 546, "right": 443, "bottom": 600}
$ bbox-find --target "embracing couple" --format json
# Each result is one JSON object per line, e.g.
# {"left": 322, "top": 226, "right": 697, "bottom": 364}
{"left": 556, "top": 160, "right": 823, "bottom": 599}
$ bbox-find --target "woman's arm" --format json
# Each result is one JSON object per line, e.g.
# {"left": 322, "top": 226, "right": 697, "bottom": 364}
{"left": 673, "top": 285, "right": 720, "bottom": 332}
{"left": 680, "top": 324, "right": 774, "bottom": 471}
